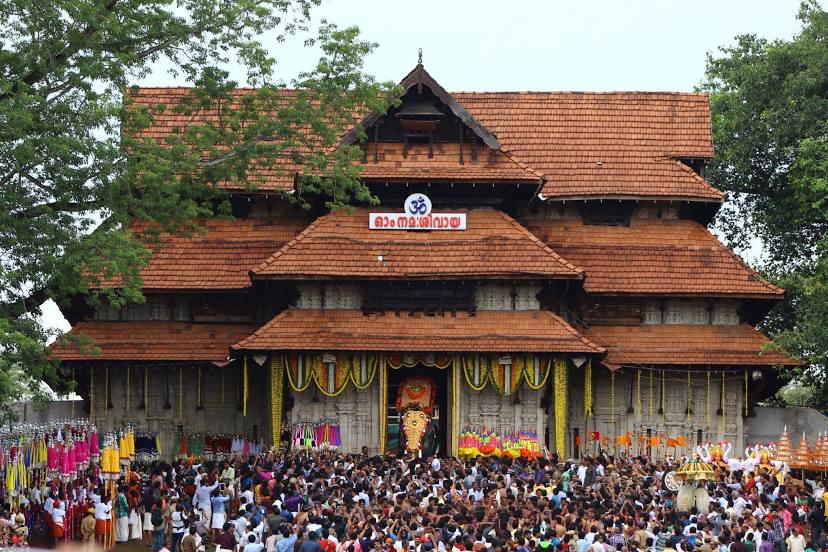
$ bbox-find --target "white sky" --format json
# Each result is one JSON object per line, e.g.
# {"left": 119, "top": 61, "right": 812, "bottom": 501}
{"left": 39, "top": 0, "right": 808, "bottom": 335}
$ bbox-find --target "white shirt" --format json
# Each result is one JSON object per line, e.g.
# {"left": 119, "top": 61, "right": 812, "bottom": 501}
{"left": 431, "top": 458, "right": 441, "bottom": 472}
{"left": 95, "top": 501, "right": 112, "bottom": 521}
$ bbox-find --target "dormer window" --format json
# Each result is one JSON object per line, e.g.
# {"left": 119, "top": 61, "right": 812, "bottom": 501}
{"left": 395, "top": 100, "right": 443, "bottom": 133}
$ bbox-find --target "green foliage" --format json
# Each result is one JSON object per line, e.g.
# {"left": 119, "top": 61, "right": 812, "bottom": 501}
{"left": 701, "top": 1, "right": 828, "bottom": 399}
{"left": 0, "top": 0, "right": 395, "bottom": 410}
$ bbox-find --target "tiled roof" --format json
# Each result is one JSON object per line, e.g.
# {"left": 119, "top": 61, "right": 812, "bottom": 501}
{"left": 361, "top": 142, "right": 541, "bottom": 182}
{"left": 454, "top": 92, "right": 721, "bottom": 201}
{"left": 581, "top": 323, "right": 798, "bottom": 366}
{"left": 523, "top": 217, "right": 782, "bottom": 297}
{"left": 50, "top": 321, "right": 258, "bottom": 362}
{"left": 233, "top": 309, "right": 604, "bottom": 353}
{"left": 129, "top": 87, "right": 721, "bottom": 200}
{"left": 252, "top": 208, "right": 582, "bottom": 280}
{"left": 90, "top": 216, "right": 312, "bottom": 290}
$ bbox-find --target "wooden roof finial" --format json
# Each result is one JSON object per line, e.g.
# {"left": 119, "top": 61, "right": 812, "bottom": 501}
{"left": 418, "top": 48, "right": 423, "bottom": 66}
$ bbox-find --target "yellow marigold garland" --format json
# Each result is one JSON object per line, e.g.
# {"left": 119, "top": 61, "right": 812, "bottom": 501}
{"left": 243, "top": 357, "right": 249, "bottom": 417}
{"left": 660, "top": 369, "right": 665, "bottom": 416}
{"left": 179, "top": 366, "right": 183, "bottom": 419}
{"left": 452, "top": 358, "right": 460, "bottom": 455}
{"left": 271, "top": 357, "right": 284, "bottom": 449}
{"left": 584, "top": 359, "right": 593, "bottom": 418}
{"left": 313, "top": 355, "right": 351, "bottom": 397}
{"left": 648, "top": 368, "right": 653, "bottom": 417}
{"left": 462, "top": 354, "right": 489, "bottom": 391}
{"left": 285, "top": 353, "right": 313, "bottom": 392}
{"left": 379, "top": 361, "right": 387, "bottom": 455}
{"left": 744, "top": 369, "right": 749, "bottom": 417}
{"left": 636, "top": 369, "right": 641, "bottom": 415}
{"left": 553, "top": 356, "right": 567, "bottom": 455}
{"left": 686, "top": 370, "right": 691, "bottom": 415}
{"left": 350, "top": 353, "right": 378, "bottom": 389}
{"left": 721, "top": 372, "right": 725, "bottom": 436}
{"left": 707, "top": 371, "right": 711, "bottom": 429}
{"left": 521, "top": 355, "right": 551, "bottom": 390}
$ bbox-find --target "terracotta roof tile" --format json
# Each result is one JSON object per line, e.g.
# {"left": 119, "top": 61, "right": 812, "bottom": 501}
{"left": 130, "top": 88, "right": 721, "bottom": 200}
{"left": 91, "top": 217, "right": 312, "bottom": 290}
{"left": 233, "top": 309, "right": 604, "bottom": 353}
{"left": 50, "top": 321, "right": 258, "bottom": 362}
{"left": 361, "top": 142, "right": 541, "bottom": 182}
{"left": 523, "top": 217, "right": 782, "bottom": 297}
{"left": 252, "top": 208, "right": 582, "bottom": 280}
{"left": 582, "top": 323, "right": 798, "bottom": 366}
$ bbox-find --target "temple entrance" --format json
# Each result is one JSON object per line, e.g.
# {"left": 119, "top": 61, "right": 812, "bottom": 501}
{"left": 385, "top": 365, "right": 449, "bottom": 456}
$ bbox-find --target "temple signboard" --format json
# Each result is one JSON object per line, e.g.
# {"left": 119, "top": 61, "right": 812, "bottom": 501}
{"left": 369, "top": 194, "right": 467, "bottom": 230}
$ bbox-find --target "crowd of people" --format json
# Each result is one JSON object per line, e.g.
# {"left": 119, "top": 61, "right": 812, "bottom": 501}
{"left": 1, "top": 450, "right": 827, "bottom": 552}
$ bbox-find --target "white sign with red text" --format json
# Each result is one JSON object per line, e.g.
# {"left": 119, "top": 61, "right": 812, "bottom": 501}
{"left": 368, "top": 194, "right": 467, "bottom": 230}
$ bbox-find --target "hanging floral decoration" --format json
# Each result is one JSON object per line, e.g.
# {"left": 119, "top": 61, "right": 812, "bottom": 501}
{"left": 90, "top": 366, "right": 96, "bottom": 423}
{"left": 721, "top": 372, "right": 726, "bottom": 435}
{"left": 179, "top": 366, "right": 184, "bottom": 419}
{"left": 636, "top": 369, "right": 641, "bottom": 415}
{"left": 744, "top": 370, "right": 749, "bottom": 417}
{"left": 271, "top": 356, "right": 284, "bottom": 449}
{"left": 285, "top": 353, "right": 314, "bottom": 392}
{"left": 518, "top": 354, "right": 552, "bottom": 390}
{"left": 387, "top": 353, "right": 452, "bottom": 370}
{"left": 611, "top": 369, "right": 616, "bottom": 426}
{"left": 553, "top": 356, "right": 567, "bottom": 454}
{"left": 686, "top": 370, "right": 691, "bottom": 415}
{"left": 462, "top": 354, "right": 491, "bottom": 391}
{"left": 350, "top": 353, "right": 379, "bottom": 389}
{"left": 196, "top": 366, "right": 203, "bottom": 410}
{"left": 489, "top": 357, "right": 522, "bottom": 395}
{"left": 648, "top": 368, "right": 653, "bottom": 417}
{"left": 243, "top": 357, "right": 249, "bottom": 417}
{"left": 311, "top": 354, "right": 352, "bottom": 397}
{"left": 707, "top": 371, "right": 711, "bottom": 428}
{"left": 660, "top": 369, "right": 665, "bottom": 415}
{"left": 379, "top": 364, "right": 388, "bottom": 455}
{"left": 584, "top": 359, "right": 593, "bottom": 418}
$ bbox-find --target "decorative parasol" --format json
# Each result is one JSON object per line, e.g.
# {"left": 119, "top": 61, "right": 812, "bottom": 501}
{"left": 810, "top": 433, "right": 824, "bottom": 471}
{"left": 776, "top": 426, "right": 793, "bottom": 464}
{"left": 673, "top": 456, "right": 716, "bottom": 482}
{"left": 790, "top": 433, "right": 810, "bottom": 470}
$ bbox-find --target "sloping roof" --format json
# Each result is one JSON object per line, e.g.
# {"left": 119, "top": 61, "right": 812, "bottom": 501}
{"left": 252, "top": 208, "right": 582, "bottom": 280}
{"left": 129, "top": 85, "right": 721, "bottom": 201}
{"left": 233, "top": 309, "right": 604, "bottom": 353}
{"left": 360, "top": 142, "right": 541, "bottom": 182}
{"left": 523, "top": 217, "right": 783, "bottom": 298}
{"left": 50, "top": 321, "right": 258, "bottom": 362}
{"left": 90, "top": 216, "right": 312, "bottom": 290}
{"left": 454, "top": 91, "right": 721, "bottom": 201}
{"left": 581, "top": 323, "right": 798, "bottom": 366}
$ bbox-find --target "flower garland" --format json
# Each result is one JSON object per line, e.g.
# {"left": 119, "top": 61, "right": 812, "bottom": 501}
{"left": 707, "top": 371, "right": 711, "bottom": 428}
{"left": 104, "top": 365, "right": 109, "bottom": 413}
{"left": 452, "top": 358, "right": 460, "bottom": 455}
{"left": 243, "top": 357, "right": 249, "bottom": 417}
{"left": 553, "top": 357, "right": 567, "bottom": 455}
{"left": 462, "top": 354, "right": 489, "bottom": 391}
{"left": 520, "top": 355, "right": 551, "bottom": 390}
{"left": 197, "top": 366, "right": 203, "bottom": 409}
{"left": 744, "top": 370, "right": 749, "bottom": 417}
{"left": 285, "top": 353, "right": 313, "bottom": 392}
{"left": 489, "top": 361, "right": 522, "bottom": 395}
{"left": 648, "top": 368, "right": 653, "bottom": 417}
{"left": 126, "top": 365, "right": 131, "bottom": 412}
{"left": 144, "top": 366, "right": 148, "bottom": 414}
{"left": 660, "top": 369, "right": 665, "bottom": 415}
{"left": 636, "top": 369, "right": 641, "bottom": 416}
{"left": 721, "top": 372, "right": 726, "bottom": 436}
{"left": 686, "top": 370, "right": 691, "bottom": 415}
{"left": 611, "top": 370, "right": 616, "bottom": 427}
{"left": 89, "top": 366, "right": 95, "bottom": 423}
{"left": 379, "top": 361, "right": 387, "bottom": 455}
{"left": 312, "top": 355, "right": 351, "bottom": 397}
{"left": 179, "top": 366, "right": 184, "bottom": 419}
{"left": 584, "top": 359, "right": 593, "bottom": 418}
{"left": 350, "top": 353, "right": 378, "bottom": 389}
{"left": 271, "top": 357, "right": 284, "bottom": 449}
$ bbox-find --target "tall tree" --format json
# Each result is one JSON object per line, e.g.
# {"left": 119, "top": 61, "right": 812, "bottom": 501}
{"left": 0, "top": 0, "right": 392, "bottom": 417}
{"left": 701, "top": 1, "right": 828, "bottom": 399}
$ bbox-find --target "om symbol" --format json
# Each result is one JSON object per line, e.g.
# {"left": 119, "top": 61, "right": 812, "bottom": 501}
{"left": 404, "top": 193, "right": 432, "bottom": 216}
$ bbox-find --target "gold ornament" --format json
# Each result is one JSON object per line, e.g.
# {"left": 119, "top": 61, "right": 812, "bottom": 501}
{"left": 554, "top": 357, "right": 568, "bottom": 454}
{"left": 270, "top": 356, "right": 284, "bottom": 449}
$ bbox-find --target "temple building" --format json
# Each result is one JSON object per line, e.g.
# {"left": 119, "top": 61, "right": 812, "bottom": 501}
{"left": 51, "top": 63, "right": 797, "bottom": 458}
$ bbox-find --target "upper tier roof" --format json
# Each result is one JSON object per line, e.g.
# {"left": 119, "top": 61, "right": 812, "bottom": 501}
{"left": 90, "top": 217, "right": 312, "bottom": 290}
{"left": 128, "top": 73, "right": 721, "bottom": 201}
{"left": 252, "top": 208, "right": 583, "bottom": 280}
{"left": 523, "top": 216, "right": 783, "bottom": 298}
